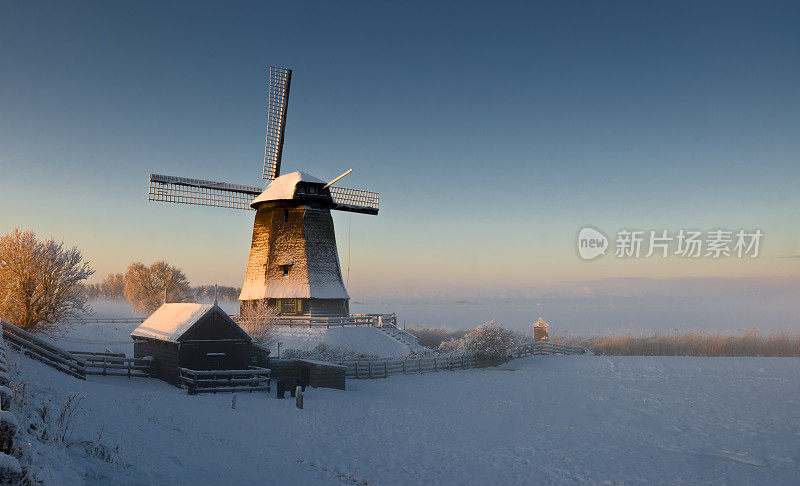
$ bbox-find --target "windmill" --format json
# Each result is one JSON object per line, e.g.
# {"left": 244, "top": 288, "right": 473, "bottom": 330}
{"left": 147, "top": 66, "right": 379, "bottom": 317}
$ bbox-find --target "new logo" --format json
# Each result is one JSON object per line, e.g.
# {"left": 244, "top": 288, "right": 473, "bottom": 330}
{"left": 578, "top": 227, "right": 608, "bottom": 260}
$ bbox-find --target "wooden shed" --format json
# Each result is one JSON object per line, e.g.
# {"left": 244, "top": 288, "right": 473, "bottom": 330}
{"left": 131, "top": 303, "right": 261, "bottom": 386}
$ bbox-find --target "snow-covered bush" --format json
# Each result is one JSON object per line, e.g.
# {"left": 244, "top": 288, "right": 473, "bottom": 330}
{"left": 238, "top": 299, "right": 277, "bottom": 348}
{"left": 0, "top": 228, "right": 94, "bottom": 332}
{"left": 437, "top": 337, "right": 462, "bottom": 354}
{"left": 438, "top": 321, "right": 516, "bottom": 359}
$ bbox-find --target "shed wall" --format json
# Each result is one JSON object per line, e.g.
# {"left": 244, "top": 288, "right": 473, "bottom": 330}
{"left": 134, "top": 339, "right": 180, "bottom": 385}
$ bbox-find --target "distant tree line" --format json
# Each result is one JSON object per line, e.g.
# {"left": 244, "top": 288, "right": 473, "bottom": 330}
{"left": 84, "top": 262, "right": 241, "bottom": 315}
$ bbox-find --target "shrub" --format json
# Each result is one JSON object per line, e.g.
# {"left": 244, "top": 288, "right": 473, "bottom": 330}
{"left": 238, "top": 299, "right": 277, "bottom": 347}
{"left": 459, "top": 321, "right": 516, "bottom": 359}
{"left": 435, "top": 321, "right": 516, "bottom": 359}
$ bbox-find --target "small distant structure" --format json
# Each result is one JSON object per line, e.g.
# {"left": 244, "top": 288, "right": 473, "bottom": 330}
{"left": 533, "top": 317, "right": 549, "bottom": 342}
{"left": 131, "top": 303, "right": 267, "bottom": 385}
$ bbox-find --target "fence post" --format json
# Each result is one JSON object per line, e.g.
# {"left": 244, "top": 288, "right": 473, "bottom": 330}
{"left": 355, "top": 360, "right": 360, "bottom": 379}
{"left": 434, "top": 357, "right": 437, "bottom": 372}
{"left": 385, "top": 359, "right": 388, "bottom": 378}
{"left": 102, "top": 356, "right": 107, "bottom": 376}
{"left": 368, "top": 360, "right": 372, "bottom": 379}
{"left": 418, "top": 359, "right": 422, "bottom": 374}
{"left": 402, "top": 359, "right": 406, "bottom": 374}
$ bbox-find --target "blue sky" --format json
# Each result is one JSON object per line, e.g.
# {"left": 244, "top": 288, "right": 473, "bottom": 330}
{"left": 1, "top": 0, "right": 799, "bottom": 297}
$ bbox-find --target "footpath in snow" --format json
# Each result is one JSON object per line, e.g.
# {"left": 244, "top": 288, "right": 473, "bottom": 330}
{"left": 6, "top": 352, "right": 800, "bottom": 484}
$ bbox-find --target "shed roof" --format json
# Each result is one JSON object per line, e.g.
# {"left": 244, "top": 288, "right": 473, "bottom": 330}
{"left": 131, "top": 303, "right": 234, "bottom": 343}
{"left": 250, "top": 171, "right": 325, "bottom": 208}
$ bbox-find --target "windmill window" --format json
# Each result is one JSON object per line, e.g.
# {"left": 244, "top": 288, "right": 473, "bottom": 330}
{"left": 280, "top": 264, "right": 291, "bottom": 276}
{"left": 283, "top": 210, "right": 289, "bottom": 223}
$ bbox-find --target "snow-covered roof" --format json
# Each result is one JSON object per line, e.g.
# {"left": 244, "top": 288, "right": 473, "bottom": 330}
{"left": 131, "top": 303, "right": 215, "bottom": 342}
{"left": 250, "top": 171, "right": 325, "bottom": 207}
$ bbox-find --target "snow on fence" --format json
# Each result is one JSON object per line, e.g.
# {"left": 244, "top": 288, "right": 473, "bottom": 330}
{"left": 71, "top": 351, "right": 154, "bottom": 378}
{"left": 0, "top": 319, "right": 87, "bottom": 380}
{"left": 178, "top": 367, "right": 271, "bottom": 395}
{"left": 340, "top": 342, "right": 585, "bottom": 379}
{"left": 513, "top": 342, "right": 586, "bottom": 358}
{"left": 66, "top": 317, "right": 145, "bottom": 325}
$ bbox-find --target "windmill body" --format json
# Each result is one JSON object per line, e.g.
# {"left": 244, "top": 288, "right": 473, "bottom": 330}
{"left": 239, "top": 171, "right": 350, "bottom": 316}
{"left": 147, "top": 66, "right": 379, "bottom": 317}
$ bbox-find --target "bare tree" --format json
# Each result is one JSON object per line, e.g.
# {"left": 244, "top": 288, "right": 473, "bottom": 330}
{"left": 100, "top": 273, "right": 124, "bottom": 300}
{"left": 238, "top": 299, "right": 277, "bottom": 347}
{"left": 0, "top": 228, "right": 94, "bottom": 332}
{"left": 123, "top": 261, "right": 191, "bottom": 316}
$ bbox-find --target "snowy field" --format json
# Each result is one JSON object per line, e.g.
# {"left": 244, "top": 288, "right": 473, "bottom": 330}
{"left": 271, "top": 326, "right": 409, "bottom": 358}
{"left": 8, "top": 352, "right": 800, "bottom": 485}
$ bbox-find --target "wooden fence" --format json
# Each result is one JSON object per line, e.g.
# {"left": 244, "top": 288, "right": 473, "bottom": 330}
{"left": 178, "top": 366, "right": 271, "bottom": 394}
{"left": 71, "top": 351, "right": 154, "bottom": 378}
{"left": 514, "top": 342, "right": 586, "bottom": 357}
{"left": 0, "top": 319, "right": 87, "bottom": 379}
{"left": 0, "top": 320, "right": 155, "bottom": 380}
{"left": 340, "top": 342, "right": 585, "bottom": 379}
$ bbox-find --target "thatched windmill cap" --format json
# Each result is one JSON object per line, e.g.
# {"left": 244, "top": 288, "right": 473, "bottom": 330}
{"left": 250, "top": 171, "right": 325, "bottom": 208}
{"left": 534, "top": 317, "right": 549, "bottom": 329}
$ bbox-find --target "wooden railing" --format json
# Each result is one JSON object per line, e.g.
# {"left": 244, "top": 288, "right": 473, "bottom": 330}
{"left": 0, "top": 319, "right": 87, "bottom": 379}
{"left": 514, "top": 342, "right": 586, "bottom": 357}
{"left": 340, "top": 342, "right": 585, "bottom": 379}
{"left": 71, "top": 351, "right": 154, "bottom": 378}
{"left": 178, "top": 367, "right": 271, "bottom": 394}
{"left": 65, "top": 317, "right": 145, "bottom": 325}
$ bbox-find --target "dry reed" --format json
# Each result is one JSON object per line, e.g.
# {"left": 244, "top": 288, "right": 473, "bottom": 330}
{"left": 552, "top": 330, "right": 800, "bottom": 357}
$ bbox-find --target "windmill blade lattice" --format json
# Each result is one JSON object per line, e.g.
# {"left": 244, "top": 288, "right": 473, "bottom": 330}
{"left": 329, "top": 186, "right": 380, "bottom": 215}
{"left": 262, "top": 66, "right": 292, "bottom": 181}
{"left": 149, "top": 174, "right": 260, "bottom": 211}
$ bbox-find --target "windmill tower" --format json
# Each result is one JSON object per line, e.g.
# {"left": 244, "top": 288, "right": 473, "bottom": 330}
{"left": 147, "top": 66, "right": 379, "bottom": 316}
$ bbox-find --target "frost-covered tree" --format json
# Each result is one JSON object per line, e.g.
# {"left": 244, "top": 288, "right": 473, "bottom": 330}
{"left": 0, "top": 228, "right": 94, "bottom": 332}
{"left": 238, "top": 299, "right": 276, "bottom": 347}
{"left": 439, "top": 321, "right": 516, "bottom": 358}
{"left": 123, "top": 261, "right": 191, "bottom": 316}
{"left": 99, "top": 273, "right": 125, "bottom": 300}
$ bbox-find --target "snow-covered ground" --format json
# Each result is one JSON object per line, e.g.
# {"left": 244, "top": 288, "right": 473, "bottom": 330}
{"left": 8, "top": 352, "right": 799, "bottom": 484}
{"left": 271, "top": 326, "right": 409, "bottom": 358}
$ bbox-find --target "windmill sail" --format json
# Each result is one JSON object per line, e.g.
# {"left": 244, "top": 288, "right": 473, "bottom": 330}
{"left": 149, "top": 174, "right": 260, "bottom": 210}
{"left": 330, "top": 186, "right": 379, "bottom": 215}
{"left": 262, "top": 66, "right": 292, "bottom": 181}
{"left": 149, "top": 173, "right": 379, "bottom": 214}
